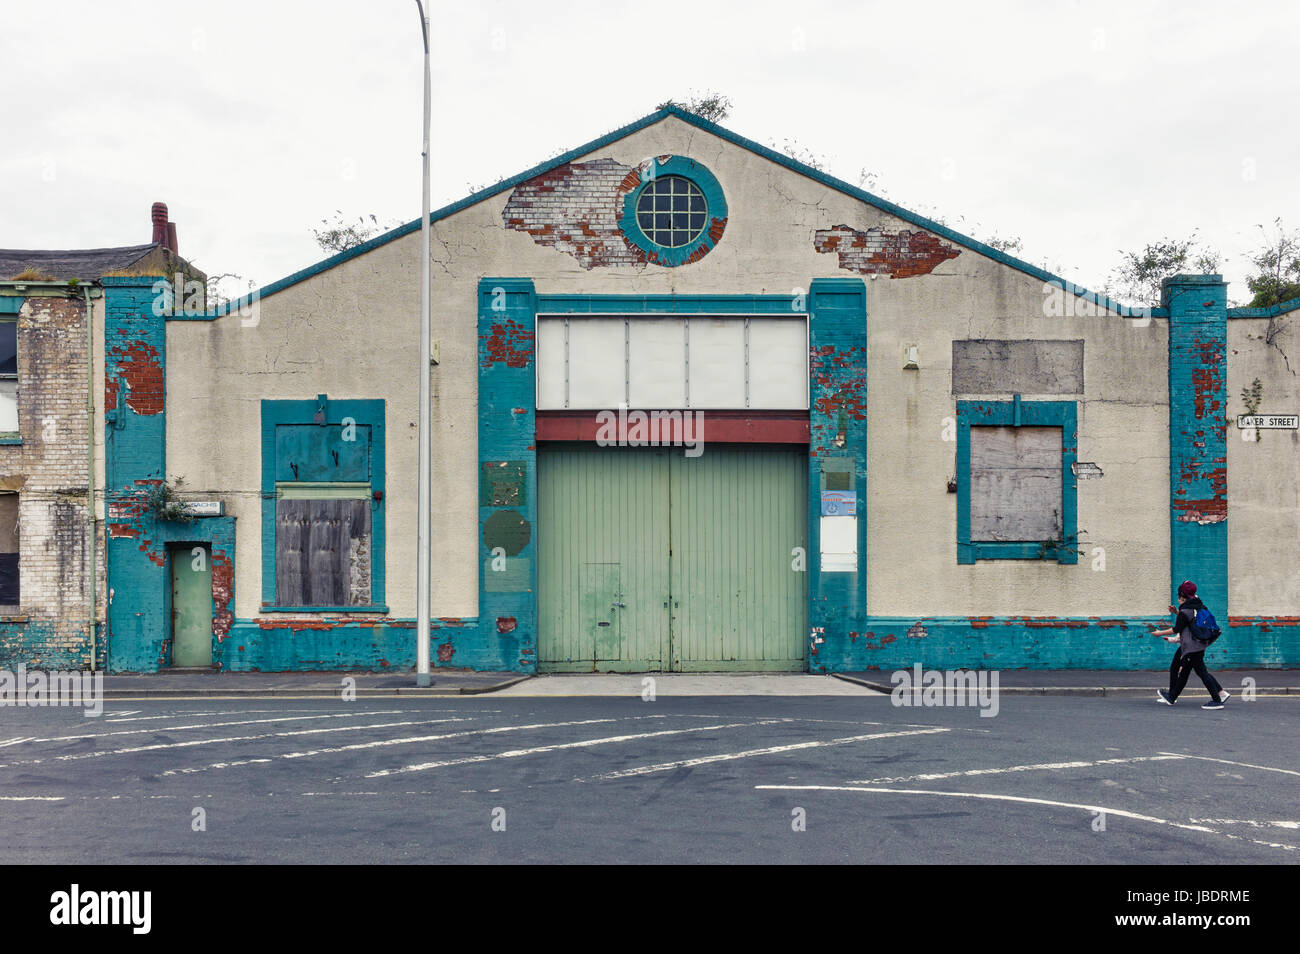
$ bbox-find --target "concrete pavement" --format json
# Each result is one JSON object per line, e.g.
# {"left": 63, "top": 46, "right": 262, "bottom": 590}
{"left": 81, "top": 668, "right": 1300, "bottom": 698}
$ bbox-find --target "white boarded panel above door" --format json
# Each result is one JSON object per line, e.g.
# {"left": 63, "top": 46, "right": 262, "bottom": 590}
{"left": 536, "top": 315, "right": 808, "bottom": 410}
{"left": 688, "top": 318, "right": 746, "bottom": 408}
{"left": 749, "top": 318, "right": 809, "bottom": 409}
{"left": 535, "top": 318, "right": 567, "bottom": 410}
{"left": 565, "top": 317, "right": 626, "bottom": 409}
{"left": 629, "top": 318, "right": 687, "bottom": 408}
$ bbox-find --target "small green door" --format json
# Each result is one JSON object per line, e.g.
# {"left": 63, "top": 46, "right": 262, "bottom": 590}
{"left": 171, "top": 545, "right": 213, "bottom": 667}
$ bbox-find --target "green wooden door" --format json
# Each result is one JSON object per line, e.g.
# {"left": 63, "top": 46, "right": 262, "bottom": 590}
{"left": 171, "top": 545, "right": 213, "bottom": 667}
{"left": 538, "top": 445, "right": 670, "bottom": 671}
{"left": 670, "top": 446, "right": 808, "bottom": 671}
{"left": 538, "top": 443, "right": 806, "bottom": 672}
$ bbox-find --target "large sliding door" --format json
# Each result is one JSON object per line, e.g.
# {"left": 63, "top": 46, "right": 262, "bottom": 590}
{"left": 538, "top": 443, "right": 806, "bottom": 672}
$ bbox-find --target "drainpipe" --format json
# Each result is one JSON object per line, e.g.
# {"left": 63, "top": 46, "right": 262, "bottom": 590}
{"left": 83, "top": 284, "right": 97, "bottom": 671}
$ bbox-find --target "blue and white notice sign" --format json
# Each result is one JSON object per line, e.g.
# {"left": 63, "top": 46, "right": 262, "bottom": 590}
{"left": 820, "top": 491, "right": 856, "bottom": 516}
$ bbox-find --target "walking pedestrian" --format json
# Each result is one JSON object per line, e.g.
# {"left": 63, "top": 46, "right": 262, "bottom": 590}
{"left": 1151, "top": 580, "right": 1230, "bottom": 709}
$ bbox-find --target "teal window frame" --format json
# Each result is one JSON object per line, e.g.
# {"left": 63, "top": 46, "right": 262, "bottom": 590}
{"left": 0, "top": 315, "right": 18, "bottom": 443}
{"left": 260, "top": 397, "right": 387, "bottom": 612}
{"left": 957, "top": 396, "right": 1078, "bottom": 564}
{"left": 617, "top": 156, "right": 727, "bottom": 267}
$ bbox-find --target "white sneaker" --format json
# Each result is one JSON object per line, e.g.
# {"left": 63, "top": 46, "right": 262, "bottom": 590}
{"left": 1219, "top": 690, "right": 1230, "bottom": 703}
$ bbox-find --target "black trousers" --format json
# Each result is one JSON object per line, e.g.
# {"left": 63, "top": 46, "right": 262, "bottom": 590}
{"left": 1169, "top": 647, "right": 1223, "bottom": 702}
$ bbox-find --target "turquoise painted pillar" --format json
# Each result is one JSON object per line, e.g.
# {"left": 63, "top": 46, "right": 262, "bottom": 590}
{"left": 1163, "top": 274, "right": 1228, "bottom": 613}
{"left": 807, "top": 278, "right": 867, "bottom": 670}
{"left": 476, "top": 278, "right": 538, "bottom": 672}
{"left": 102, "top": 277, "right": 170, "bottom": 671}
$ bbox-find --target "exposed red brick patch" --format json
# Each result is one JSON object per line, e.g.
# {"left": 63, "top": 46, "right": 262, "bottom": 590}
{"left": 107, "top": 340, "right": 164, "bottom": 415}
{"left": 211, "top": 551, "right": 234, "bottom": 643}
{"left": 814, "top": 225, "right": 960, "bottom": 277}
{"left": 1172, "top": 499, "right": 1227, "bottom": 523}
{"left": 436, "top": 642, "right": 455, "bottom": 662}
{"left": 504, "top": 158, "right": 649, "bottom": 269}
{"left": 481, "top": 319, "right": 534, "bottom": 370}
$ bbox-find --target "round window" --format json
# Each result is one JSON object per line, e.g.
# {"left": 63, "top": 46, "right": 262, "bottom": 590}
{"left": 634, "top": 175, "right": 708, "bottom": 249}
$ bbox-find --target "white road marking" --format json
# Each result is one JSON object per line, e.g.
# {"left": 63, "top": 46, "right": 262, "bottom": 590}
{"left": 850, "top": 755, "right": 1185, "bottom": 785}
{"left": 0, "top": 738, "right": 37, "bottom": 748}
{"left": 1190, "top": 818, "right": 1300, "bottom": 829}
{"left": 367, "top": 720, "right": 784, "bottom": 778}
{"left": 0, "top": 795, "right": 65, "bottom": 801}
{"left": 0, "top": 717, "right": 472, "bottom": 768}
{"left": 589, "top": 727, "right": 952, "bottom": 781}
{"left": 25, "top": 710, "right": 410, "bottom": 744}
{"left": 161, "top": 718, "right": 635, "bottom": 776}
{"left": 104, "top": 709, "right": 335, "bottom": 723}
{"left": 753, "top": 784, "right": 1300, "bottom": 853}
{"left": 1158, "top": 752, "right": 1300, "bottom": 778}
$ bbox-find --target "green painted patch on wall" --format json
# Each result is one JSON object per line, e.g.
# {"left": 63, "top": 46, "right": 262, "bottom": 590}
{"left": 483, "top": 509, "right": 531, "bottom": 556}
{"left": 480, "top": 460, "right": 527, "bottom": 506}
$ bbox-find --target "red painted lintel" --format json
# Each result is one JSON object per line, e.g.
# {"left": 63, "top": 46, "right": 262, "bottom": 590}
{"left": 535, "top": 410, "right": 810, "bottom": 444}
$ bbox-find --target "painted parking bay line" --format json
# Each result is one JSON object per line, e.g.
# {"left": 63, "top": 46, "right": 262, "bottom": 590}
{"left": 365, "top": 720, "right": 787, "bottom": 779}
{"left": 752, "top": 785, "right": 1300, "bottom": 854}
{"left": 162, "top": 717, "right": 636, "bottom": 776}
{"left": 586, "top": 727, "right": 951, "bottom": 781}
{"left": 849, "top": 754, "right": 1186, "bottom": 786}
{"left": 12, "top": 710, "right": 414, "bottom": 746}
{"left": 0, "top": 717, "right": 475, "bottom": 768}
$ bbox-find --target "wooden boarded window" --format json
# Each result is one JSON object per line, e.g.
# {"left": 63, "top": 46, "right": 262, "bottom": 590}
{"left": 275, "top": 493, "right": 372, "bottom": 607}
{"left": 969, "top": 426, "right": 1063, "bottom": 542}
{"left": 0, "top": 493, "right": 17, "bottom": 607}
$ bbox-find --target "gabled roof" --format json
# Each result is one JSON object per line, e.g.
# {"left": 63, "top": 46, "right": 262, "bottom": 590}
{"left": 0, "top": 243, "right": 161, "bottom": 281}
{"left": 219, "top": 106, "right": 1144, "bottom": 317}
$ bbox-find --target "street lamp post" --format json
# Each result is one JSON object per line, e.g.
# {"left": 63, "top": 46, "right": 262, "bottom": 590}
{"left": 414, "top": 0, "right": 432, "bottom": 687}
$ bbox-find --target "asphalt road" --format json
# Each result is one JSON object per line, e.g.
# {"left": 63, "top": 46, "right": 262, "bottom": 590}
{"left": 1, "top": 692, "right": 1297, "bottom": 864}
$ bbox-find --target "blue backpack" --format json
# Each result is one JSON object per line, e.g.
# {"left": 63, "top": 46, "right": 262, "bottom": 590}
{"left": 1188, "top": 607, "right": 1222, "bottom": 645}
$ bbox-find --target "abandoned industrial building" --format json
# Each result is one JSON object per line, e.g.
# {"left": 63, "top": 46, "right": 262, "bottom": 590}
{"left": 1, "top": 106, "right": 1297, "bottom": 673}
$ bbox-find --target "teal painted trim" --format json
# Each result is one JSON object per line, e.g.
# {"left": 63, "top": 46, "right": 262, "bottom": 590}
{"left": 1227, "top": 294, "right": 1300, "bottom": 318}
{"left": 211, "top": 106, "right": 1142, "bottom": 319}
{"left": 537, "top": 293, "right": 800, "bottom": 314}
{"left": 956, "top": 398, "right": 1079, "bottom": 564}
{"left": 212, "top": 108, "right": 688, "bottom": 317}
{"left": 261, "top": 605, "right": 389, "bottom": 613}
{"left": 0, "top": 298, "right": 22, "bottom": 315}
{"left": 259, "top": 398, "right": 386, "bottom": 609}
{"left": 807, "top": 279, "right": 869, "bottom": 655}
{"left": 477, "top": 278, "right": 539, "bottom": 673}
{"left": 813, "top": 616, "right": 1167, "bottom": 671}
{"left": 0, "top": 438, "right": 20, "bottom": 445}
{"left": 210, "top": 616, "right": 535, "bottom": 672}
{"left": 616, "top": 155, "right": 728, "bottom": 267}
{"left": 1165, "top": 275, "right": 1228, "bottom": 612}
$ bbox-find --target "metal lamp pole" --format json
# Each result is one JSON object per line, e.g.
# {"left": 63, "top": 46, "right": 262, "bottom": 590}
{"left": 414, "top": 0, "right": 432, "bottom": 686}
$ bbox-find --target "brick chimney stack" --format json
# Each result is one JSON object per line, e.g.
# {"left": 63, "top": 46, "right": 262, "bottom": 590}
{"left": 151, "top": 201, "right": 178, "bottom": 255}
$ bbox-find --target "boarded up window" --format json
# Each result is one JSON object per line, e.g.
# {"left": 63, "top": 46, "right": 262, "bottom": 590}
{"left": 969, "top": 426, "right": 1063, "bottom": 542}
{"left": 275, "top": 498, "right": 372, "bottom": 606}
{"left": 0, "top": 493, "right": 16, "bottom": 606}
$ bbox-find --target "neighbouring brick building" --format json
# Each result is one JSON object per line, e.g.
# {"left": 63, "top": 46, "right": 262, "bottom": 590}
{"left": 13, "top": 107, "right": 1300, "bottom": 673}
{"left": 0, "top": 204, "right": 202, "bottom": 669}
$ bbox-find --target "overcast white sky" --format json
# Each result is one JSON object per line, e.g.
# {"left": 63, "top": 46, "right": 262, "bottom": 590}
{"left": 3, "top": 0, "right": 1298, "bottom": 304}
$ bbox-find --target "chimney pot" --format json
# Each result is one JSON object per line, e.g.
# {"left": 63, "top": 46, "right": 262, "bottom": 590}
{"left": 151, "top": 202, "right": 169, "bottom": 246}
{"left": 166, "top": 222, "right": 178, "bottom": 256}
